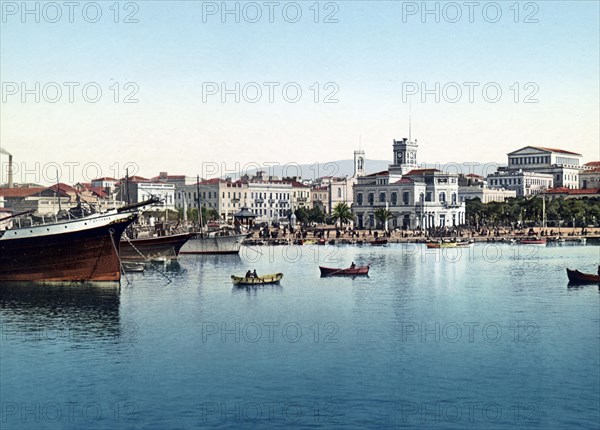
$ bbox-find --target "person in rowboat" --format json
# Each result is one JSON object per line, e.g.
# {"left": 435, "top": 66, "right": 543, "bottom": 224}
{"left": 252, "top": 269, "right": 258, "bottom": 278}
{"left": 350, "top": 262, "right": 356, "bottom": 269}
{"left": 245, "top": 270, "right": 252, "bottom": 278}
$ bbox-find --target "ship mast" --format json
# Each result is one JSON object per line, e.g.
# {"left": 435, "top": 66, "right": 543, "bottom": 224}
{"left": 196, "top": 175, "right": 203, "bottom": 231}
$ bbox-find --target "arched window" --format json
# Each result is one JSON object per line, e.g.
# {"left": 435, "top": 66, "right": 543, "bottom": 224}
{"left": 337, "top": 188, "right": 342, "bottom": 198}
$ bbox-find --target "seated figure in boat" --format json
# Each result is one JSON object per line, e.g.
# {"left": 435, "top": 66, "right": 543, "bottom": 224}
{"left": 350, "top": 262, "right": 356, "bottom": 269}
{"left": 245, "top": 270, "right": 252, "bottom": 278}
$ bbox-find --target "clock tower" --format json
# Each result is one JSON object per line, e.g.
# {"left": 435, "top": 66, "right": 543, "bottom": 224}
{"left": 389, "top": 137, "right": 418, "bottom": 176}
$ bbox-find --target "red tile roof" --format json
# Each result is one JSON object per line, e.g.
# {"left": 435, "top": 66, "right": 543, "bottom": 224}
{"left": 465, "top": 174, "right": 484, "bottom": 178}
{"left": 92, "top": 177, "right": 118, "bottom": 182}
{"left": 0, "top": 207, "right": 14, "bottom": 213}
{"left": 364, "top": 170, "right": 389, "bottom": 177}
{"left": 0, "top": 187, "right": 46, "bottom": 198}
{"left": 393, "top": 178, "right": 414, "bottom": 184}
{"left": 405, "top": 168, "right": 441, "bottom": 175}
{"left": 584, "top": 161, "right": 600, "bottom": 167}
{"left": 48, "top": 183, "right": 79, "bottom": 194}
{"left": 531, "top": 146, "right": 582, "bottom": 156}
{"left": 545, "top": 187, "right": 600, "bottom": 195}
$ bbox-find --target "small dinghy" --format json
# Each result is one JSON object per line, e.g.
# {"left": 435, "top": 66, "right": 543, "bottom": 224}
{"left": 122, "top": 261, "right": 145, "bottom": 273}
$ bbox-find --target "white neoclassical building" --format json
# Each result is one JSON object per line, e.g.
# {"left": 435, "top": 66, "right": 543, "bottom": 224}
{"left": 352, "top": 137, "right": 465, "bottom": 229}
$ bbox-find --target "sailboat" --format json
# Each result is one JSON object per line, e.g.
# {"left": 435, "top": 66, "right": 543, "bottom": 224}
{"left": 179, "top": 175, "right": 248, "bottom": 255}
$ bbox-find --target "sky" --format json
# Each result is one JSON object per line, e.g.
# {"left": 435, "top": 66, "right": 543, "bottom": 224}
{"left": 1, "top": 0, "right": 599, "bottom": 184}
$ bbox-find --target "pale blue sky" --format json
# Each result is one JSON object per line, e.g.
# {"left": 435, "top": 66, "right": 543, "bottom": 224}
{"left": 1, "top": 1, "right": 598, "bottom": 182}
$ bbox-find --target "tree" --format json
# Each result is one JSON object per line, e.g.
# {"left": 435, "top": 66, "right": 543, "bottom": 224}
{"left": 374, "top": 208, "right": 394, "bottom": 230}
{"left": 331, "top": 203, "right": 353, "bottom": 227}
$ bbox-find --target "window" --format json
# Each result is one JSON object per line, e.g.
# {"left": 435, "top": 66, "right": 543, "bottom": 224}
{"left": 426, "top": 192, "right": 432, "bottom": 202}
{"left": 357, "top": 193, "right": 363, "bottom": 205}
{"left": 391, "top": 192, "right": 397, "bottom": 205}
{"left": 337, "top": 188, "right": 342, "bottom": 198}
{"left": 403, "top": 191, "right": 410, "bottom": 205}
{"left": 439, "top": 192, "right": 446, "bottom": 202}
{"left": 368, "top": 193, "right": 374, "bottom": 205}
{"left": 379, "top": 192, "right": 386, "bottom": 203}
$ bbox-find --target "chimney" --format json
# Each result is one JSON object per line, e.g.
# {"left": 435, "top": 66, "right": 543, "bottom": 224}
{"left": 8, "top": 154, "right": 13, "bottom": 188}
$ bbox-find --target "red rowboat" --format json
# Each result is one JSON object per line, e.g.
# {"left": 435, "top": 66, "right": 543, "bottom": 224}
{"left": 319, "top": 265, "right": 370, "bottom": 276}
{"left": 566, "top": 269, "right": 600, "bottom": 284}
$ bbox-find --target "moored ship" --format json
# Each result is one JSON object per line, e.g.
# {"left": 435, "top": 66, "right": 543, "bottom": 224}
{"left": 120, "top": 232, "right": 195, "bottom": 261}
{"left": 180, "top": 231, "right": 247, "bottom": 254}
{"left": 0, "top": 211, "right": 138, "bottom": 282}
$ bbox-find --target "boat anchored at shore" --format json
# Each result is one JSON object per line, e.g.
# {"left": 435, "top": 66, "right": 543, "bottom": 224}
{"left": 120, "top": 232, "right": 195, "bottom": 261}
{"left": 180, "top": 230, "right": 248, "bottom": 254}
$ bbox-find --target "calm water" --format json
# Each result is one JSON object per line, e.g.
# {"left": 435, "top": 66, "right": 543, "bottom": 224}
{"left": 1, "top": 243, "right": 599, "bottom": 429}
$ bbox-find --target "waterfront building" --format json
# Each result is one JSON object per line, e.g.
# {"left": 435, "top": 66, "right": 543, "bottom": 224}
{"left": 0, "top": 186, "right": 72, "bottom": 215}
{"left": 311, "top": 186, "right": 329, "bottom": 213}
{"left": 315, "top": 149, "right": 365, "bottom": 214}
{"left": 175, "top": 172, "right": 309, "bottom": 223}
{"left": 352, "top": 137, "right": 465, "bottom": 229}
{"left": 494, "top": 146, "right": 582, "bottom": 189}
{"left": 457, "top": 173, "right": 516, "bottom": 203}
{"left": 119, "top": 177, "right": 175, "bottom": 210}
{"left": 579, "top": 165, "right": 600, "bottom": 189}
{"left": 487, "top": 170, "right": 553, "bottom": 197}
{"left": 90, "top": 177, "right": 119, "bottom": 195}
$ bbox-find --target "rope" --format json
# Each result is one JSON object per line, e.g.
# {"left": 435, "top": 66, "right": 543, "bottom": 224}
{"left": 109, "top": 228, "right": 131, "bottom": 286}
{"left": 122, "top": 235, "right": 172, "bottom": 284}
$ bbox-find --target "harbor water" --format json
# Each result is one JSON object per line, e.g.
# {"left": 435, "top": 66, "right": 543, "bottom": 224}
{"left": 1, "top": 243, "right": 599, "bottom": 429}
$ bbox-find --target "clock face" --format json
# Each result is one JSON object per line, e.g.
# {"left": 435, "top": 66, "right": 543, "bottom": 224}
{"left": 397, "top": 153, "right": 403, "bottom": 162}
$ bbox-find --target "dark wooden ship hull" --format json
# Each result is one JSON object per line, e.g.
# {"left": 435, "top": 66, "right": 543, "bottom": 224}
{"left": 0, "top": 213, "right": 137, "bottom": 282}
{"left": 319, "top": 266, "right": 370, "bottom": 276}
{"left": 566, "top": 269, "right": 600, "bottom": 284}
{"left": 120, "top": 233, "right": 194, "bottom": 261}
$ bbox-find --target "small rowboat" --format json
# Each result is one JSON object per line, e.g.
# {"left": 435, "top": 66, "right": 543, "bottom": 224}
{"left": 122, "top": 261, "right": 145, "bottom": 273}
{"left": 520, "top": 238, "right": 547, "bottom": 245}
{"left": 566, "top": 269, "right": 600, "bottom": 284}
{"left": 231, "top": 273, "right": 283, "bottom": 286}
{"left": 426, "top": 242, "right": 457, "bottom": 249}
{"left": 455, "top": 241, "right": 474, "bottom": 248}
{"left": 319, "top": 265, "right": 369, "bottom": 277}
{"left": 370, "top": 238, "right": 388, "bottom": 246}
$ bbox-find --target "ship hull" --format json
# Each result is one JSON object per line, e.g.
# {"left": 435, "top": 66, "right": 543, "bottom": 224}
{"left": 0, "top": 213, "right": 136, "bottom": 282}
{"left": 180, "top": 233, "right": 246, "bottom": 254}
{"left": 120, "top": 233, "right": 194, "bottom": 261}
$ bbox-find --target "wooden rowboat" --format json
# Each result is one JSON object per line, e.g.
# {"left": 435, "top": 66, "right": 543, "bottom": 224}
{"left": 319, "top": 265, "right": 369, "bottom": 276}
{"left": 566, "top": 269, "right": 600, "bottom": 284}
{"left": 520, "top": 238, "right": 547, "bottom": 245}
{"left": 231, "top": 273, "right": 283, "bottom": 286}
{"left": 426, "top": 242, "right": 457, "bottom": 249}
{"left": 370, "top": 238, "right": 388, "bottom": 246}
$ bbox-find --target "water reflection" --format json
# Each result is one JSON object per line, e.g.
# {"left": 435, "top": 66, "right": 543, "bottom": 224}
{"left": 0, "top": 283, "right": 122, "bottom": 343}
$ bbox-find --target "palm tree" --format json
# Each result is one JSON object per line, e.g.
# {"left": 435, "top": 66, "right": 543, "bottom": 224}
{"left": 374, "top": 208, "right": 394, "bottom": 230}
{"left": 331, "top": 203, "right": 354, "bottom": 227}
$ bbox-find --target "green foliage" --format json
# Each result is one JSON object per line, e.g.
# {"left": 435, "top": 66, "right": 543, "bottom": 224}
{"left": 373, "top": 207, "right": 394, "bottom": 229}
{"left": 465, "top": 196, "right": 600, "bottom": 227}
{"left": 295, "top": 206, "right": 326, "bottom": 224}
{"left": 331, "top": 203, "right": 354, "bottom": 227}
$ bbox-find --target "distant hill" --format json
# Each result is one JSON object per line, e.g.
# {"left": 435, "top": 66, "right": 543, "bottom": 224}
{"left": 229, "top": 160, "right": 504, "bottom": 181}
